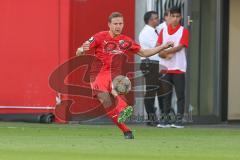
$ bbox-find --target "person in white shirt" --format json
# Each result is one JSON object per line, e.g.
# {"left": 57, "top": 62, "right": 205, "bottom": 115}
{"left": 139, "top": 11, "right": 170, "bottom": 126}
{"left": 157, "top": 9, "right": 171, "bottom": 33}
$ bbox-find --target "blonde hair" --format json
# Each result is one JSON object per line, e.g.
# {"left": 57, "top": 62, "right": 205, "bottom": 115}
{"left": 108, "top": 12, "right": 123, "bottom": 22}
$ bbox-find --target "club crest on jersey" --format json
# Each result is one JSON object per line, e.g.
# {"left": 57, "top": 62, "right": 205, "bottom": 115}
{"left": 119, "top": 40, "right": 132, "bottom": 50}
{"left": 88, "top": 37, "right": 95, "bottom": 43}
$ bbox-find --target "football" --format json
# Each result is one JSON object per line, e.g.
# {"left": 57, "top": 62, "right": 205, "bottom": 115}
{"left": 112, "top": 75, "right": 131, "bottom": 94}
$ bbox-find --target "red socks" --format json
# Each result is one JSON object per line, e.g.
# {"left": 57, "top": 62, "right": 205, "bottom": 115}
{"left": 106, "top": 108, "right": 130, "bottom": 133}
{"left": 114, "top": 95, "right": 128, "bottom": 113}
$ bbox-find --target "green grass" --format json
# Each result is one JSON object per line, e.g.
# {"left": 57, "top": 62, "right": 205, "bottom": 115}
{"left": 0, "top": 122, "right": 240, "bottom": 160}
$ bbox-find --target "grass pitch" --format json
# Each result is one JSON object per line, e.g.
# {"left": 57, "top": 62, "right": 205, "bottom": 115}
{"left": 0, "top": 122, "right": 239, "bottom": 160}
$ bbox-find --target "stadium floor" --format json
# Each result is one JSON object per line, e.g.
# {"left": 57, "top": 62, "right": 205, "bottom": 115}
{"left": 0, "top": 122, "right": 239, "bottom": 160}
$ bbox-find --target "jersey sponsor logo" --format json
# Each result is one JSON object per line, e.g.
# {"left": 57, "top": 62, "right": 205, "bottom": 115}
{"left": 103, "top": 40, "right": 132, "bottom": 54}
{"left": 104, "top": 42, "right": 124, "bottom": 54}
{"left": 104, "top": 42, "right": 117, "bottom": 52}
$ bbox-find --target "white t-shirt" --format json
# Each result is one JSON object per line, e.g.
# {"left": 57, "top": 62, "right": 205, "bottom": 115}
{"left": 156, "top": 21, "right": 167, "bottom": 33}
{"left": 138, "top": 25, "right": 160, "bottom": 61}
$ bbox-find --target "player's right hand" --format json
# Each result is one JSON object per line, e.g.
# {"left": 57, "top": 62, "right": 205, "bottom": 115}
{"left": 76, "top": 41, "right": 90, "bottom": 56}
{"left": 76, "top": 47, "right": 83, "bottom": 56}
{"left": 82, "top": 41, "right": 90, "bottom": 51}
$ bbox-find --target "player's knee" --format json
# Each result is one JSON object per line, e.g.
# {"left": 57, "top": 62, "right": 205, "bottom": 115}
{"left": 97, "top": 93, "right": 112, "bottom": 107}
{"left": 103, "top": 99, "right": 112, "bottom": 108}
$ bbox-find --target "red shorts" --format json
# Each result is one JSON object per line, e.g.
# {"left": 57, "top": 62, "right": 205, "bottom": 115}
{"left": 90, "top": 70, "right": 113, "bottom": 96}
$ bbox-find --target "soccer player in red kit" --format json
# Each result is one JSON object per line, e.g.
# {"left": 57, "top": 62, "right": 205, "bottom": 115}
{"left": 76, "top": 12, "right": 173, "bottom": 139}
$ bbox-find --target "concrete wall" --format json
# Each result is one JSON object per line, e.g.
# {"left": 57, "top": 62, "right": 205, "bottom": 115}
{"left": 228, "top": 0, "right": 240, "bottom": 120}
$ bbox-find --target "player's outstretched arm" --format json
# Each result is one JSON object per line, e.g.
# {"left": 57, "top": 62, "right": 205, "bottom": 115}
{"left": 158, "top": 44, "right": 184, "bottom": 56}
{"left": 157, "top": 44, "right": 184, "bottom": 59}
{"left": 76, "top": 41, "right": 90, "bottom": 56}
{"left": 137, "top": 41, "right": 174, "bottom": 57}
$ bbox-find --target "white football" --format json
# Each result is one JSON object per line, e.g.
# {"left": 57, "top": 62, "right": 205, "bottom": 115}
{"left": 112, "top": 75, "right": 131, "bottom": 94}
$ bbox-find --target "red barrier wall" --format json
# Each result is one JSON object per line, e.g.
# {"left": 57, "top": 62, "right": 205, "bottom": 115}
{"left": 0, "top": 0, "right": 70, "bottom": 114}
{"left": 0, "top": 0, "right": 135, "bottom": 120}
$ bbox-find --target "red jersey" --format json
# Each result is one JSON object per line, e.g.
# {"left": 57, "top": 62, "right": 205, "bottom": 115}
{"left": 87, "top": 31, "right": 141, "bottom": 72}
